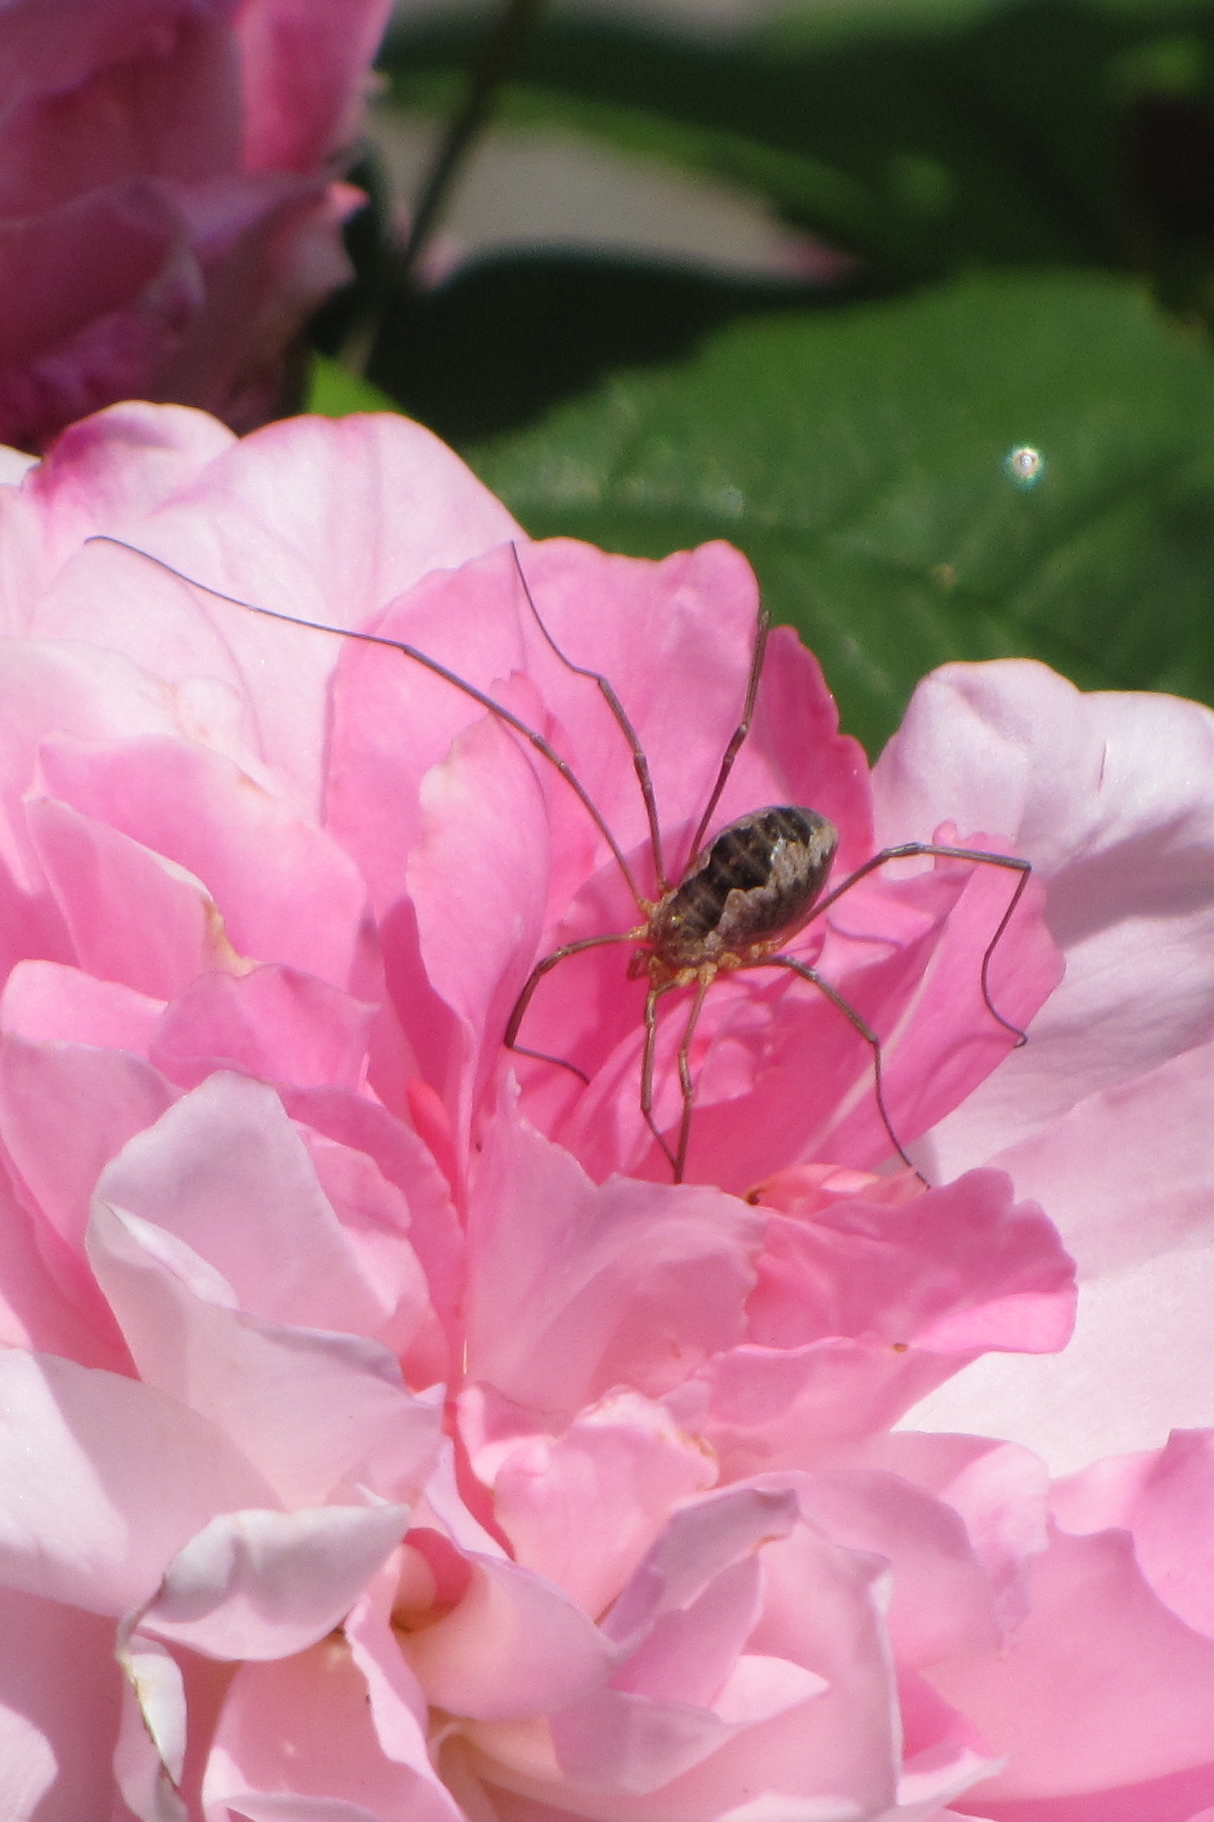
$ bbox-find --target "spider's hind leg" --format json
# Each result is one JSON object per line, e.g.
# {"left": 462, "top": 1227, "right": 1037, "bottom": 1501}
{"left": 754, "top": 954, "right": 924, "bottom": 1180}
{"left": 806, "top": 841, "right": 1034, "bottom": 1046}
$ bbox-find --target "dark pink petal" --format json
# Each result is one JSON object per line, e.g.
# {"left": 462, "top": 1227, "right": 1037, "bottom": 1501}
{"left": 0, "top": 183, "right": 186, "bottom": 369}
{"left": 151, "top": 964, "right": 377, "bottom": 1092}
{"left": 747, "top": 1169, "right": 1074, "bottom": 1357}
{"left": 27, "top": 795, "right": 232, "bottom": 997}
{"left": 465, "top": 1100, "right": 762, "bottom": 1420}
{"left": 237, "top": 0, "right": 394, "bottom": 173}
{"left": 38, "top": 732, "right": 371, "bottom": 987}
{"left": 666, "top": 1170, "right": 1074, "bottom": 1476}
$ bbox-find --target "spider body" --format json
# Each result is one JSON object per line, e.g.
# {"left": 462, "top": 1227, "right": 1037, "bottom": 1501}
{"left": 640, "top": 805, "right": 839, "bottom": 983}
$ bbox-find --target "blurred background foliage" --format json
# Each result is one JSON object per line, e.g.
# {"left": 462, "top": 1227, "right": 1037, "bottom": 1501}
{"left": 309, "top": 0, "right": 1214, "bottom": 752}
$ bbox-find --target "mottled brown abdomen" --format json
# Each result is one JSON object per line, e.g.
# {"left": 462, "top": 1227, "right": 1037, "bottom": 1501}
{"left": 648, "top": 805, "right": 838, "bottom": 971}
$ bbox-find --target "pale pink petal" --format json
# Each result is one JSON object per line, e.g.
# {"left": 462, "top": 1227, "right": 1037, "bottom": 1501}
{"left": 113, "top": 1633, "right": 187, "bottom": 1816}
{"left": 903, "top": 1240, "right": 1214, "bottom": 1474}
{"left": 407, "top": 714, "right": 552, "bottom": 1147}
{"left": 0, "top": 1588, "right": 121, "bottom": 1822}
{"left": 984, "top": 1037, "right": 1214, "bottom": 1269}
{"left": 0, "top": 1160, "right": 127, "bottom": 1366}
{"left": 481, "top": 1389, "right": 718, "bottom": 1616}
{"left": 791, "top": 1470, "right": 1003, "bottom": 1667}
{"left": 2, "top": 957, "right": 164, "bottom": 1053}
{"left": 846, "top": 1432, "right": 1050, "bottom": 1637}
{"left": 204, "top": 1637, "right": 461, "bottom": 1822}
{"left": 282, "top": 1082, "right": 464, "bottom": 1366}
{"left": 876, "top": 664, "right": 1214, "bottom": 1172}
{"left": 344, "top": 1554, "right": 470, "bottom": 1818}
{"left": 0, "top": 1032, "right": 174, "bottom": 1250}
{"left": 0, "top": 1351, "right": 273, "bottom": 1614}
{"left": 1051, "top": 1428, "right": 1214, "bottom": 1639}
{"left": 0, "top": 641, "right": 184, "bottom": 900}
{"left": 136, "top": 1503, "right": 410, "bottom": 1660}
{"left": 87, "top": 1197, "right": 439, "bottom": 1508}
{"left": 95, "top": 1072, "right": 408, "bottom": 1334}
{"left": 927, "top": 1525, "right": 1214, "bottom": 1805}
{"left": 0, "top": 402, "right": 233, "bottom": 586}
{"left": 405, "top": 1555, "right": 615, "bottom": 1720}
{"left": 0, "top": 444, "right": 37, "bottom": 484}
{"left": 521, "top": 1490, "right": 898, "bottom": 1819}
{"left": 667, "top": 1170, "right": 1074, "bottom": 1477}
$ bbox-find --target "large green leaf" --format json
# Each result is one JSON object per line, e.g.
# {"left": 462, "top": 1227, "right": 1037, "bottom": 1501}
{"left": 465, "top": 269, "right": 1214, "bottom": 751}
{"left": 380, "top": 0, "right": 1214, "bottom": 281}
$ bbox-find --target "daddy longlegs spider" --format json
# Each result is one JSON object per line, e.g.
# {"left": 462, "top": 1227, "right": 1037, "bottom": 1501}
{"left": 88, "top": 534, "right": 1031, "bottom": 1185}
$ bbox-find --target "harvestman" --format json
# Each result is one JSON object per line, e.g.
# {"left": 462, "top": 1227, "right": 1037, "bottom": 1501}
{"left": 88, "top": 536, "right": 1032, "bottom": 1183}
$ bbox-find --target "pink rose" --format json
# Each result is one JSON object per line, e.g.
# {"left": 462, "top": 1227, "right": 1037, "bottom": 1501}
{"left": 0, "top": 0, "right": 392, "bottom": 454}
{"left": 0, "top": 402, "right": 1210, "bottom": 1820}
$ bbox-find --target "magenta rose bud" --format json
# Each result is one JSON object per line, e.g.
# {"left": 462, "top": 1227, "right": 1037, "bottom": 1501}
{"left": 0, "top": 0, "right": 392, "bottom": 453}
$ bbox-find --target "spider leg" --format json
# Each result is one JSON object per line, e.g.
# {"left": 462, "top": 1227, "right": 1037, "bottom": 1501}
{"left": 84, "top": 535, "right": 650, "bottom": 914}
{"left": 641, "top": 981, "right": 681, "bottom": 1179}
{"left": 505, "top": 930, "right": 641, "bottom": 1082}
{"left": 684, "top": 606, "right": 772, "bottom": 871}
{"left": 805, "top": 842, "right": 1033, "bottom": 1045}
{"left": 509, "top": 543, "right": 669, "bottom": 892}
{"left": 754, "top": 955, "right": 923, "bottom": 1179}
{"left": 672, "top": 971, "right": 714, "bottom": 1184}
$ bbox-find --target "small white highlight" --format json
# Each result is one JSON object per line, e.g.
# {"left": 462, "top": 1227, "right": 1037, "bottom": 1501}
{"left": 1005, "top": 445, "right": 1045, "bottom": 486}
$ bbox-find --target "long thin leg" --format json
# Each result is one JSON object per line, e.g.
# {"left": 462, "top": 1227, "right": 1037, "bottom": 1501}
{"left": 84, "top": 535, "right": 650, "bottom": 915}
{"left": 684, "top": 608, "right": 772, "bottom": 871}
{"left": 505, "top": 930, "right": 642, "bottom": 1080}
{"left": 805, "top": 843, "right": 1033, "bottom": 1044}
{"left": 672, "top": 971, "right": 713, "bottom": 1184}
{"left": 754, "top": 956, "right": 922, "bottom": 1177}
{"left": 509, "top": 544, "right": 668, "bottom": 893}
{"left": 641, "top": 981, "right": 680, "bottom": 1178}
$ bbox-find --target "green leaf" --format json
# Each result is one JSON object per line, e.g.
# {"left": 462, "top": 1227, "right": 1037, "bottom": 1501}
{"left": 380, "top": 0, "right": 1214, "bottom": 281}
{"left": 464, "top": 269, "right": 1214, "bottom": 752}
{"left": 306, "top": 355, "right": 398, "bottom": 419}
